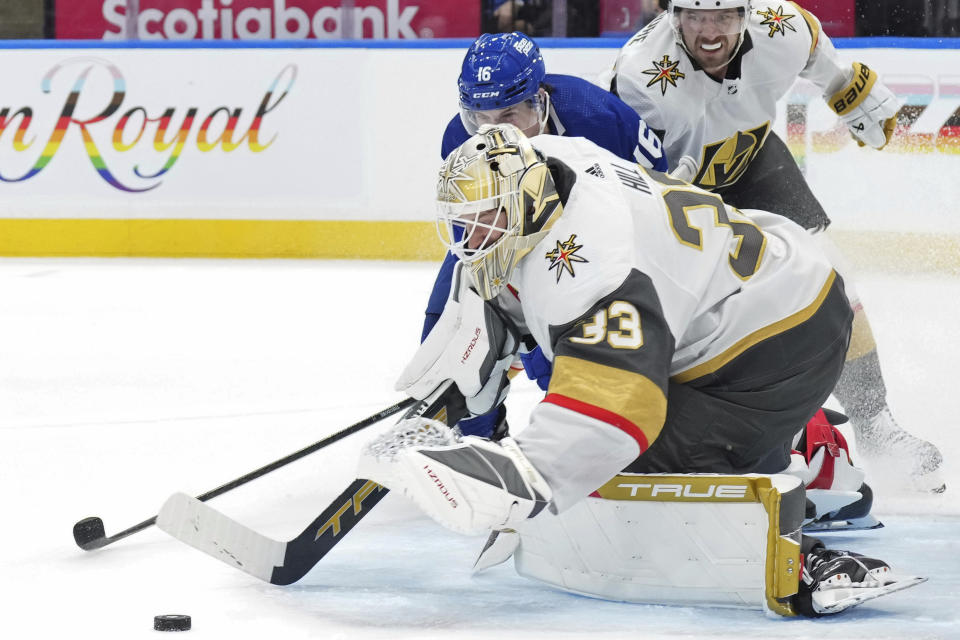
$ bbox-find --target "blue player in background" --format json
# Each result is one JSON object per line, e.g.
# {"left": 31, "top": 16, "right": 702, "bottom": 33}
{"left": 438, "top": 33, "right": 668, "bottom": 165}
{"left": 421, "top": 32, "right": 669, "bottom": 437}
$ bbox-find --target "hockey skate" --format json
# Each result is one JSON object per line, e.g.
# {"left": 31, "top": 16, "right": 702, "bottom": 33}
{"left": 793, "top": 542, "right": 926, "bottom": 616}
{"left": 852, "top": 404, "right": 945, "bottom": 494}
{"left": 788, "top": 409, "right": 882, "bottom": 532}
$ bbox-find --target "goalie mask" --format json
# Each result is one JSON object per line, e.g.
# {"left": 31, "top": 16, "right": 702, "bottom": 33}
{"left": 669, "top": 0, "right": 751, "bottom": 72}
{"left": 436, "top": 123, "right": 563, "bottom": 300}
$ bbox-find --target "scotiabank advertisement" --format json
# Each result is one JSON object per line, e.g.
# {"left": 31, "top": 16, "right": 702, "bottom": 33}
{"left": 56, "top": 0, "right": 480, "bottom": 40}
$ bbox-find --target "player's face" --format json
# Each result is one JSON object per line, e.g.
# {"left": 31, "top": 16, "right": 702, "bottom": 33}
{"left": 463, "top": 207, "right": 508, "bottom": 251}
{"left": 679, "top": 9, "right": 743, "bottom": 72}
{"left": 464, "top": 90, "right": 545, "bottom": 138}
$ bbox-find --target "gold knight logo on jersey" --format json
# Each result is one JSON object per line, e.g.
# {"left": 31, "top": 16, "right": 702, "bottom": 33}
{"left": 693, "top": 122, "right": 770, "bottom": 189}
{"left": 642, "top": 55, "right": 685, "bottom": 95}
{"left": 545, "top": 234, "right": 588, "bottom": 282}
{"left": 757, "top": 5, "right": 797, "bottom": 37}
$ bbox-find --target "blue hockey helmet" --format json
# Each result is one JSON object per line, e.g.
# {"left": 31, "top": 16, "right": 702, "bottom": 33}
{"left": 458, "top": 32, "right": 549, "bottom": 136}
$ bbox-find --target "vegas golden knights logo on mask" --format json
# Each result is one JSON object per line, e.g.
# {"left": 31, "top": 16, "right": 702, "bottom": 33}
{"left": 519, "top": 163, "right": 562, "bottom": 235}
{"left": 693, "top": 122, "right": 770, "bottom": 190}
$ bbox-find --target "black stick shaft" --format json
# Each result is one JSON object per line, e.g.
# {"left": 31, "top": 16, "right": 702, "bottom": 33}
{"left": 76, "top": 397, "right": 416, "bottom": 550}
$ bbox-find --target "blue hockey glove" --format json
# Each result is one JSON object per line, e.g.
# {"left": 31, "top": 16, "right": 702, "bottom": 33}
{"left": 457, "top": 404, "right": 508, "bottom": 439}
{"left": 520, "top": 345, "right": 552, "bottom": 391}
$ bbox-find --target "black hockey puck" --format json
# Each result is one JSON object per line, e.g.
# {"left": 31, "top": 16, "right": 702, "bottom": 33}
{"left": 154, "top": 615, "right": 191, "bottom": 632}
{"left": 73, "top": 517, "right": 105, "bottom": 545}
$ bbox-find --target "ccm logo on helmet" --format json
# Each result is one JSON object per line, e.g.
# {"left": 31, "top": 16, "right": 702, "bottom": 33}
{"left": 473, "top": 91, "right": 501, "bottom": 98}
{"left": 617, "top": 483, "right": 749, "bottom": 498}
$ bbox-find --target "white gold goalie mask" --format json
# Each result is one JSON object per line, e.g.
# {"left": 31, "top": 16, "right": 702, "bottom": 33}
{"left": 436, "top": 123, "right": 563, "bottom": 300}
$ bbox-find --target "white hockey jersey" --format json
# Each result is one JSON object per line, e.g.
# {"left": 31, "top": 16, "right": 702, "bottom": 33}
{"left": 502, "top": 134, "right": 839, "bottom": 511}
{"left": 610, "top": 1, "right": 851, "bottom": 190}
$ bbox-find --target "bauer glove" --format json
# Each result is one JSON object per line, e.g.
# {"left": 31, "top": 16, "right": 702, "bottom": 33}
{"left": 828, "top": 62, "right": 899, "bottom": 150}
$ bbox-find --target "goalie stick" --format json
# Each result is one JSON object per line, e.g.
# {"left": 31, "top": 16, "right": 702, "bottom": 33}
{"left": 158, "top": 481, "right": 386, "bottom": 584}
{"left": 73, "top": 398, "right": 416, "bottom": 552}
{"left": 157, "top": 381, "right": 469, "bottom": 584}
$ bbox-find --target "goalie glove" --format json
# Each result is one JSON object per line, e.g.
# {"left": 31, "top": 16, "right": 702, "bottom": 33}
{"left": 827, "top": 62, "right": 899, "bottom": 150}
{"left": 396, "top": 264, "right": 519, "bottom": 417}
{"left": 359, "top": 418, "right": 552, "bottom": 535}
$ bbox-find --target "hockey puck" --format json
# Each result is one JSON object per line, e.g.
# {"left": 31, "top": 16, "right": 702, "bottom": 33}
{"left": 154, "top": 615, "right": 191, "bottom": 632}
{"left": 73, "top": 517, "right": 105, "bottom": 545}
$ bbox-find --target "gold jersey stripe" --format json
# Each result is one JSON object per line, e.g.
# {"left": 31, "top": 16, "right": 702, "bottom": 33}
{"left": 671, "top": 270, "right": 837, "bottom": 384}
{"left": 789, "top": 1, "right": 821, "bottom": 56}
{"left": 0, "top": 218, "right": 447, "bottom": 260}
{"left": 549, "top": 355, "right": 667, "bottom": 447}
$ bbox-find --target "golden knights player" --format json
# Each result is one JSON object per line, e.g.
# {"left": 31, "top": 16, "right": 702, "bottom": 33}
{"left": 423, "top": 31, "right": 669, "bottom": 441}
{"left": 425, "top": 33, "right": 668, "bottom": 341}
{"left": 359, "top": 124, "right": 924, "bottom": 617}
{"left": 606, "top": 0, "right": 944, "bottom": 492}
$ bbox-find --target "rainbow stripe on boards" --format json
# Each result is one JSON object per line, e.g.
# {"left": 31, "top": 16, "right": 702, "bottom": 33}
{"left": 134, "top": 107, "right": 198, "bottom": 178}
{"left": 197, "top": 67, "right": 292, "bottom": 153}
{"left": 785, "top": 103, "right": 807, "bottom": 172}
{"left": 35, "top": 59, "right": 150, "bottom": 192}
{"left": 0, "top": 59, "right": 294, "bottom": 191}
{"left": 0, "top": 107, "right": 34, "bottom": 151}
{"left": 779, "top": 76, "right": 960, "bottom": 157}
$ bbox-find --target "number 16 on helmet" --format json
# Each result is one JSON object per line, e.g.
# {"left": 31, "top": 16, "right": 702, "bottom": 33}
{"left": 458, "top": 32, "right": 550, "bottom": 138}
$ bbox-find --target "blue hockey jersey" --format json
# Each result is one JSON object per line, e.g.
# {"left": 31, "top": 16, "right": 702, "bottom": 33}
{"left": 441, "top": 74, "right": 667, "bottom": 169}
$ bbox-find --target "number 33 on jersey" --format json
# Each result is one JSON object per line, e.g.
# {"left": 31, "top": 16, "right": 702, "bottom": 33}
{"left": 503, "top": 135, "right": 838, "bottom": 450}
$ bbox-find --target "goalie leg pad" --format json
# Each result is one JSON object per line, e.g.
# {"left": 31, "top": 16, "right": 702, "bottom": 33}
{"left": 511, "top": 473, "right": 805, "bottom": 616}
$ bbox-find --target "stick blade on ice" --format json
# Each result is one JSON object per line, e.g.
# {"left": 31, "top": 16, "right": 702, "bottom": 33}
{"left": 157, "top": 492, "right": 286, "bottom": 582}
{"left": 156, "top": 479, "right": 390, "bottom": 585}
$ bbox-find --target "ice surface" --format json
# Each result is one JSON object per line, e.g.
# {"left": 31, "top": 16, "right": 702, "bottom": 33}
{"left": 1, "top": 258, "right": 956, "bottom": 639}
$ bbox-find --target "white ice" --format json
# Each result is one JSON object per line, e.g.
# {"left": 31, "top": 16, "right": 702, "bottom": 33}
{"left": 1, "top": 258, "right": 957, "bottom": 640}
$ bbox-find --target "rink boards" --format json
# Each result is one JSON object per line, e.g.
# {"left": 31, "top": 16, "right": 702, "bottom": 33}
{"left": 0, "top": 39, "right": 958, "bottom": 270}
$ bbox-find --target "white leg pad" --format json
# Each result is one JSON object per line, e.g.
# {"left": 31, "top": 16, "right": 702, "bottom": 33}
{"left": 511, "top": 473, "right": 805, "bottom": 616}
